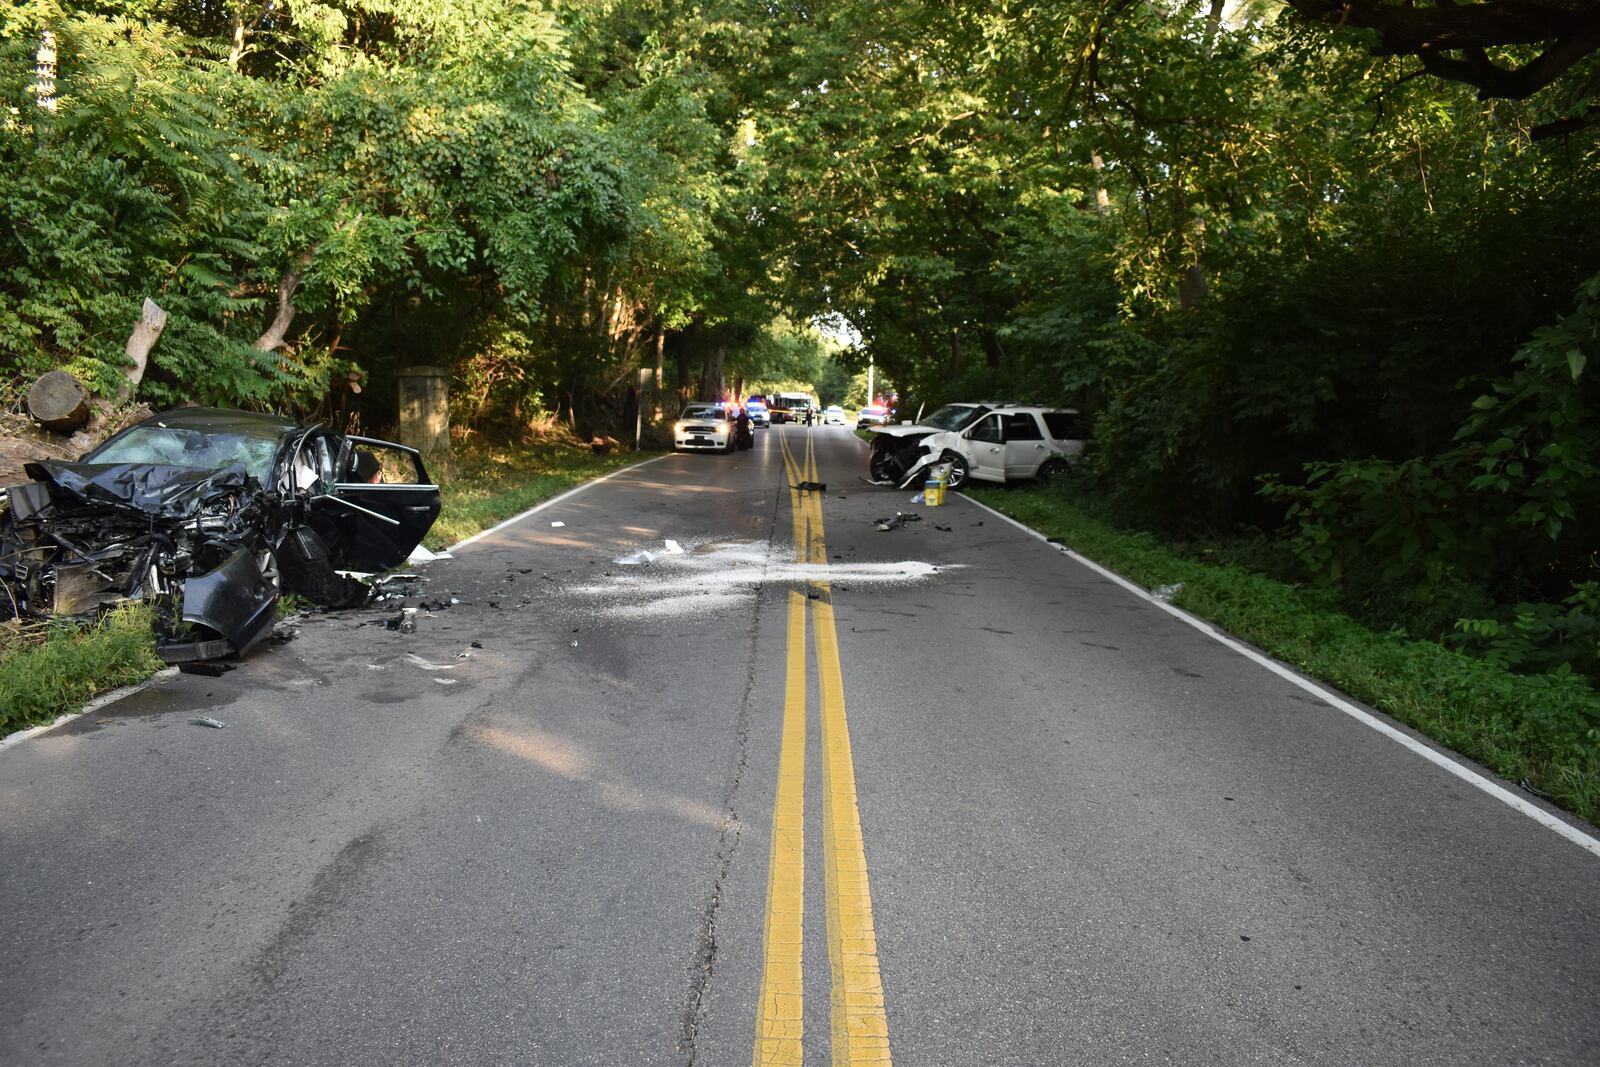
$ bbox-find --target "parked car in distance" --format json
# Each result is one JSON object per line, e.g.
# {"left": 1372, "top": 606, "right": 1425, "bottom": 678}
{"left": 745, "top": 398, "right": 770, "bottom": 427}
{"left": 674, "top": 403, "right": 736, "bottom": 452}
{"left": 866, "top": 402, "right": 1087, "bottom": 489}
{"left": 856, "top": 405, "right": 889, "bottom": 428}
{"left": 822, "top": 405, "right": 846, "bottom": 425}
{"left": 0, "top": 407, "right": 440, "bottom": 662}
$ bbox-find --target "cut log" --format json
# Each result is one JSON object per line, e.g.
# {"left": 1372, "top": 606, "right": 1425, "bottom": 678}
{"left": 26, "top": 371, "right": 91, "bottom": 433}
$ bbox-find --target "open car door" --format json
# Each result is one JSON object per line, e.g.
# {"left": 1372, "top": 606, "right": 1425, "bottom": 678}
{"left": 325, "top": 436, "right": 441, "bottom": 571}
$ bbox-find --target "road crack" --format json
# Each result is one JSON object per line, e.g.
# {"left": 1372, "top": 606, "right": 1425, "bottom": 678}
{"left": 676, "top": 487, "right": 780, "bottom": 1065}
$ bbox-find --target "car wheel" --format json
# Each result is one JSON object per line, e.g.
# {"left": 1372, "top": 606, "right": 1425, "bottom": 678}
{"left": 942, "top": 451, "right": 969, "bottom": 489}
{"left": 1036, "top": 458, "right": 1070, "bottom": 486}
{"left": 257, "top": 545, "right": 281, "bottom": 594}
{"left": 869, "top": 445, "right": 895, "bottom": 482}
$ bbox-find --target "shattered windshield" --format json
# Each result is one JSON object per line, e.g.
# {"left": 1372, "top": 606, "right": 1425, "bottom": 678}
{"left": 86, "top": 425, "right": 282, "bottom": 480}
{"left": 921, "top": 405, "right": 988, "bottom": 432}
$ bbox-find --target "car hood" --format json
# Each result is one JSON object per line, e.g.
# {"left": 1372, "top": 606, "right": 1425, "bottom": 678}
{"left": 866, "top": 423, "right": 942, "bottom": 439}
{"left": 23, "top": 461, "right": 257, "bottom": 519}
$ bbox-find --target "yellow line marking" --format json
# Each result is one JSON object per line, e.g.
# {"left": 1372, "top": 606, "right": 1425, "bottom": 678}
{"left": 795, "top": 428, "right": 894, "bottom": 1065}
{"left": 754, "top": 429, "right": 813, "bottom": 1066}
{"left": 752, "top": 588, "right": 807, "bottom": 1067}
{"left": 757, "top": 428, "right": 892, "bottom": 1065}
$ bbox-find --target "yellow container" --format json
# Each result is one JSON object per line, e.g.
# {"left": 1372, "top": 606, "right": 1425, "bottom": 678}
{"left": 923, "top": 479, "right": 946, "bottom": 506}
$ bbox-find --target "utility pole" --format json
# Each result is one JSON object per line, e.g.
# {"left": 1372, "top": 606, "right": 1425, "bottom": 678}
{"left": 866, "top": 353, "right": 875, "bottom": 406}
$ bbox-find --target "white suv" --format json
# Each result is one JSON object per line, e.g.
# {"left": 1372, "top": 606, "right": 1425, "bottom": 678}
{"left": 865, "top": 402, "right": 1086, "bottom": 489}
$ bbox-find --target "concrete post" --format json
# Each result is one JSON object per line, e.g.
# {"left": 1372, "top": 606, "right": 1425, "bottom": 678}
{"left": 397, "top": 365, "right": 450, "bottom": 471}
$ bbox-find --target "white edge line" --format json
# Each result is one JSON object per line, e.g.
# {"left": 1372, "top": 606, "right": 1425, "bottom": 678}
{"left": 446, "top": 454, "right": 672, "bottom": 553}
{"left": 957, "top": 491, "right": 1600, "bottom": 861}
{"left": 0, "top": 667, "right": 181, "bottom": 754}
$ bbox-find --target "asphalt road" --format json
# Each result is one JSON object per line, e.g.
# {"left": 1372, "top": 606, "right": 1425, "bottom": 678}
{"left": 2, "top": 425, "right": 1598, "bottom": 1066}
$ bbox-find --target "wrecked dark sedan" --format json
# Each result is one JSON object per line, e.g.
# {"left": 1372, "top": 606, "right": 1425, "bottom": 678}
{"left": 0, "top": 408, "right": 441, "bottom": 662}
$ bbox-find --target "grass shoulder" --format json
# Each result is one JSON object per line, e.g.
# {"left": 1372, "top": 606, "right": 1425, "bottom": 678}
{"left": 966, "top": 484, "right": 1600, "bottom": 826}
{"left": 426, "top": 438, "right": 662, "bottom": 550}
{"left": 0, "top": 605, "right": 165, "bottom": 737}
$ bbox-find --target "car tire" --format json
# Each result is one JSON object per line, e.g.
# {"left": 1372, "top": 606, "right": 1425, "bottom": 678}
{"left": 942, "top": 451, "right": 969, "bottom": 489}
{"left": 869, "top": 445, "right": 896, "bottom": 482}
{"left": 1036, "top": 458, "right": 1070, "bottom": 486}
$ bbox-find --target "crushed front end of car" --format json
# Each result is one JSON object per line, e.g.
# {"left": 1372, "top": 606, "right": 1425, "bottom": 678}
{"left": 0, "top": 461, "right": 284, "bottom": 662}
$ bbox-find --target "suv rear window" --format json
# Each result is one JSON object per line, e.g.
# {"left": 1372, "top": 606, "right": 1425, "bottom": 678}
{"left": 1043, "top": 412, "right": 1081, "bottom": 439}
{"left": 1003, "top": 413, "right": 1043, "bottom": 441}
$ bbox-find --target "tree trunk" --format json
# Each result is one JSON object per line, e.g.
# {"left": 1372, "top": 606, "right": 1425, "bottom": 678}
{"left": 1091, "top": 149, "right": 1111, "bottom": 216}
{"left": 1178, "top": 0, "right": 1227, "bottom": 310}
{"left": 119, "top": 297, "right": 166, "bottom": 401}
{"left": 675, "top": 330, "right": 693, "bottom": 409}
{"left": 26, "top": 371, "right": 90, "bottom": 433}
{"left": 708, "top": 345, "right": 726, "bottom": 401}
{"left": 253, "top": 259, "right": 309, "bottom": 352}
{"left": 652, "top": 327, "right": 665, "bottom": 421}
{"left": 228, "top": 9, "right": 246, "bottom": 70}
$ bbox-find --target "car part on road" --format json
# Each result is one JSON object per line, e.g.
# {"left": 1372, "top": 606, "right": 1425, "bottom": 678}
{"left": 874, "top": 513, "right": 922, "bottom": 532}
{"left": 187, "top": 716, "right": 226, "bottom": 728}
{"left": 792, "top": 481, "right": 827, "bottom": 492}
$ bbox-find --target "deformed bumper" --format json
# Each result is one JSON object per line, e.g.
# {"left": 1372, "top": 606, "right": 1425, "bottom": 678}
{"left": 158, "top": 547, "right": 278, "bottom": 662}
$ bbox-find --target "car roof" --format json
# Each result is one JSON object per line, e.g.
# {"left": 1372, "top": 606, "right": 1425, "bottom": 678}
{"left": 141, "top": 406, "right": 301, "bottom": 436}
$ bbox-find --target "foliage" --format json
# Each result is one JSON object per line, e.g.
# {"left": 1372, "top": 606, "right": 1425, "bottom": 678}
{"left": 1264, "top": 271, "right": 1600, "bottom": 652}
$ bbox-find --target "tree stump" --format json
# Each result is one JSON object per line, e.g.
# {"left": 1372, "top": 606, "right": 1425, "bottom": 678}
{"left": 26, "top": 371, "right": 91, "bottom": 434}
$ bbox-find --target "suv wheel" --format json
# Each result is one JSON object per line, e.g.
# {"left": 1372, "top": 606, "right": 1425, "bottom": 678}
{"left": 942, "top": 451, "right": 969, "bottom": 489}
{"left": 1036, "top": 458, "right": 1070, "bottom": 486}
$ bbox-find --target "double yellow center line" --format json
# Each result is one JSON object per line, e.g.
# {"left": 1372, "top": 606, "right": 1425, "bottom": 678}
{"left": 754, "top": 428, "right": 892, "bottom": 1066}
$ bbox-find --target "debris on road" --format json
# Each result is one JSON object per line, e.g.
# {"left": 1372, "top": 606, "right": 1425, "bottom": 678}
{"left": 874, "top": 513, "right": 923, "bottom": 532}
{"left": 406, "top": 544, "right": 453, "bottom": 563}
{"left": 404, "top": 652, "right": 455, "bottom": 671}
{"left": 372, "top": 574, "right": 428, "bottom": 600}
{"left": 551, "top": 521, "right": 566, "bottom": 528}
{"left": 178, "top": 662, "right": 233, "bottom": 677}
{"left": 792, "top": 481, "right": 827, "bottom": 492}
{"left": 933, "top": 524, "right": 952, "bottom": 532}
{"left": 187, "top": 716, "right": 226, "bottom": 729}
{"left": 617, "top": 538, "right": 690, "bottom": 565}
{"left": 1520, "top": 777, "right": 1556, "bottom": 801}
{"left": 1152, "top": 583, "right": 1185, "bottom": 602}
